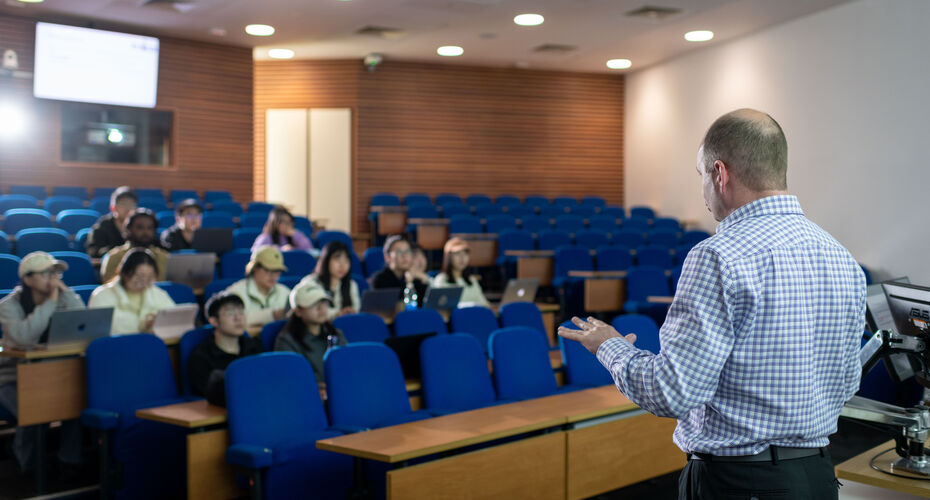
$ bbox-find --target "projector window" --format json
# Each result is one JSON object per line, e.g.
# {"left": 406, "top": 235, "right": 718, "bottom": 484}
{"left": 60, "top": 103, "right": 173, "bottom": 167}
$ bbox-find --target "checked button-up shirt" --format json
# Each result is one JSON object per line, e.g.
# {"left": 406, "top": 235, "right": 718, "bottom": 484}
{"left": 597, "top": 195, "right": 866, "bottom": 455}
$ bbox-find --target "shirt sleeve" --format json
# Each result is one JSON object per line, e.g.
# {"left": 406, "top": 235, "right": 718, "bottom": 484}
{"left": 251, "top": 234, "right": 273, "bottom": 251}
{"left": 349, "top": 280, "right": 360, "bottom": 312}
{"left": 0, "top": 295, "right": 57, "bottom": 348}
{"left": 596, "top": 246, "right": 736, "bottom": 419}
{"left": 292, "top": 231, "right": 314, "bottom": 250}
{"left": 844, "top": 273, "right": 868, "bottom": 401}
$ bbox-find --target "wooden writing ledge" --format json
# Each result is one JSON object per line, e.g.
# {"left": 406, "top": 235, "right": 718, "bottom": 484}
{"left": 836, "top": 441, "right": 930, "bottom": 498}
{"left": 567, "top": 271, "right": 627, "bottom": 279}
{"left": 647, "top": 296, "right": 674, "bottom": 304}
{"left": 136, "top": 400, "right": 227, "bottom": 428}
{"left": 0, "top": 345, "right": 86, "bottom": 360}
{"left": 505, "top": 250, "right": 554, "bottom": 258}
{"left": 406, "top": 218, "right": 449, "bottom": 225}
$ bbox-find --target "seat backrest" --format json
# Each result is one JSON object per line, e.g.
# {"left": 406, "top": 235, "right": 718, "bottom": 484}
{"left": 611, "top": 314, "right": 661, "bottom": 354}
{"left": 499, "top": 302, "right": 546, "bottom": 338}
{"left": 523, "top": 195, "right": 549, "bottom": 208}
{"left": 138, "top": 197, "right": 168, "bottom": 213}
{"left": 581, "top": 196, "right": 606, "bottom": 208}
{"left": 635, "top": 245, "right": 673, "bottom": 269}
{"left": 403, "top": 193, "right": 431, "bottom": 206}
{"left": 316, "top": 230, "right": 353, "bottom": 250}
{"left": 75, "top": 228, "right": 91, "bottom": 252}
{"left": 406, "top": 203, "right": 438, "bottom": 219}
{"left": 611, "top": 229, "right": 645, "bottom": 248}
{"left": 624, "top": 266, "right": 671, "bottom": 302}
{"left": 596, "top": 246, "right": 633, "bottom": 271}
{"left": 92, "top": 187, "right": 116, "bottom": 199}
{"left": 0, "top": 194, "right": 39, "bottom": 213}
{"left": 221, "top": 249, "right": 252, "bottom": 279}
{"left": 8, "top": 186, "right": 45, "bottom": 199}
{"left": 246, "top": 202, "right": 275, "bottom": 215}
{"left": 647, "top": 229, "right": 680, "bottom": 247}
{"left": 601, "top": 206, "right": 626, "bottom": 219}
{"left": 465, "top": 194, "right": 492, "bottom": 207}
{"left": 232, "top": 228, "right": 261, "bottom": 249}
{"left": 88, "top": 197, "right": 110, "bottom": 214}
{"left": 421, "top": 334, "right": 497, "bottom": 412}
{"left": 15, "top": 228, "right": 71, "bottom": 256}
{"left": 623, "top": 216, "right": 650, "bottom": 233}
{"left": 156, "top": 281, "right": 196, "bottom": 304}
{"left": 0, "top": 232, "right": 9, "bottom": 254}
{"left": 394, "top": 309, "right": 448, "bottom": 337}
{"left": 558, "top": 321, "right": 613, "bottom": 386}
{"left": 652, "top": 217, "right": 681, "bottom": 231}
{"left": 682, "top": 230, "right": 711, "bottom": 246}
{"left": 575, "top": 229, "right": 609, "bottom": 250}
{"left": 260, "top": 319, "right": 287, "bottom": 351}
{"left": 227, "top": 352, "right": 330, "bottom": 445}
{"left": 362, "top": 247, "right": 385, "bottom": 278}
{"left": 43, "top": 196, "right": 85, "bottom": 215}
{"left": 56, "top": 209, "right": 100, "bottom": 235}
{"left": 240, "top": 213, "right": 268, "bottom": 229}
{"left": 495, "top": 195, "right": 521, "bottom": 208}
{"left": 670, "top": 265, "right": 683, "bottom": 292}
{"left": 505, "top": 205, "right": 534, "bottom": 219}
{"left": 282, "top": 250, "right": 317, "bottom": 277}
{"left": 324, "top": 343, "right": 412, "bottom": 429}
{"left": 434, "top": 193, "right": 461, "bottom": 206}
{"left": 156, "top": 211, "right": 175, "bottom": 230}
{"left": 537, "top": 229, "right": 572, "bottom": 251}
{"left": 3, "top": 208, "right": 53, "bottom": 233}
{"left": 569, "top": 205, "right": 597, "bottom": 218}
{"left": 450, "top": 306, "right": 499, "bottom": 355}
{"left": 84, "top": 334, "right": 179, "bottom": 425}
{"left": 204, "top": 190, "right": 233, "bottom": 204}
{"left": 554, "top": 246, "right": 593, "bottom": 279}
{"left": 449, "top": 215, "right": 482, "bottom": 234}
{"left": 70, "top": 284, "right": 97, "bottom": 305}
{"left": 539, "top": 205, "right": 566, "bottom": 218}
{"left": 52, "top": 186, "right": 90, "bottom": 200}
{"left": 489, "top": 326, "right": 558, "bottom": 400}
{"left": 202, "top": 212, "right": 235, "bottom": 229}
{"left": 333, "top": 313, "right": 390, "bottom": 343}
{"left": 0, "top": 254, "right": 22, "bottom": 289}
{"left": 485, "top": 214, "right": 517, "bottom": 234}
{"left": 473, "top": 203, "right": 501, "bottom": 218}
{"left": 588, "top": 214, "right": 618, "bottom": 231}
{"left": 497, "top": 229, "right": 535, "bottom": 255}
{"left": 134, "top": 188, "right": 165, "bottom": 201}
{"left": 203, "top": 278, "right": 237, "bottom": 302}
{"left": 371, "top": 193, "right": 401, "bottom": 206}
{"left": 179, "top": 326, "right": 214, "bottom": 396}
{"left": 169, "top": 190, "right": 200, "bottom": 203}
{"left": 520, "top": 215, "right": 551, "bottom": 234}
{"left": 211, "top": 201, "right": 243, "bottom": 217}
{"left": 50, "top": 251, "right": 98, "bottom": 286}
{"left": 629, "top": 206, "right": 655, "bottom": 219}
{"left": 554, "top": 215, "right": 585, "bottom": 233}
{"left": 553, "top": 196, "right": 578, "bottom": 208}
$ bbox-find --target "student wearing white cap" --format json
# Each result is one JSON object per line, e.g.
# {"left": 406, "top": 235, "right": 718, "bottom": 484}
{"left": 225, "top": 246, "right": 291, "bottom": 328}
{"left": 0, "top": 252, "right": 85, "bottom": 474}
{"left": 274, "top": 284, "right": 347, "bottom": 383}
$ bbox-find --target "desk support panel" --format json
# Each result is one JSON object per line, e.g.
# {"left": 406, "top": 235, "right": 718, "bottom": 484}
{"left": 17, "top": 358, "right": 85, "bottom": 426}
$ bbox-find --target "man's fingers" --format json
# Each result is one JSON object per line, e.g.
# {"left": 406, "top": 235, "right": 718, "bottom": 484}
{"left": 557, "top": 326, "right": 584, "bottom": 341}
{"left": 570, "top": 316, "right": 587, "bottom": 329}
{"left": 588, "top": 317, "right": 609, "bottom": 328}
{"left": 624, "top": 333, "right": 637, "bottom": 344}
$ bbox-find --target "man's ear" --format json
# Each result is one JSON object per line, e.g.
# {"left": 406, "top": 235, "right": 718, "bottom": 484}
{"left": 207, "top": 317, "right": 218, "bottom": 328}
{"left": 713, "top": 160, "right": 730, "bottom": 193}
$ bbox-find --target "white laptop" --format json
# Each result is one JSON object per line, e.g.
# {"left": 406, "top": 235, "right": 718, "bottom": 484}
{"left": 165, "top": 253, "right": 217, "bottom": 291}
{"left": 151, "top": 304, "right": 200, "bottom": 341}
{"left": 500, "top": 278, "right": 540, "bottom": 305}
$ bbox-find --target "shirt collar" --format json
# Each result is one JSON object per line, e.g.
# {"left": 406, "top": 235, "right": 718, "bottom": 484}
{"left": 716, "top": 195, "right": 804, "bottom": 234}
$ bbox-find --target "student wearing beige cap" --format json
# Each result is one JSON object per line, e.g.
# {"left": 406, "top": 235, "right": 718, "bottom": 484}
{"left": 0, "top": 251, "right": 84, "bottom": 474}
{"left": 275, "top": 284, "right": 347, "bottom": 383}
{"left": 225, "top": 246, "right": 292, "bottom": 327}
{"left": 433, "top": 237, "right": 490, "bottom": 307}
{"left": 89, "top": 248, "right": 176, "bottom": 334}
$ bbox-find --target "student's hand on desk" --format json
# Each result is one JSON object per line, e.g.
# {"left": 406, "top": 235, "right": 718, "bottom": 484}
{"left": 272, "top": 308, "right": 286, "bottom": 320}
{"left": 142, "top": 313, "right": 157, "bottom": 333}
{"left": 558, "top": 317, "right": 635, "bottom": 355}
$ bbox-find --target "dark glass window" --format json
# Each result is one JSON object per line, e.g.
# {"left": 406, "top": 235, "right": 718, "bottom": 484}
{"left": 61, "top": 102, "right": 172, "bottom": 166}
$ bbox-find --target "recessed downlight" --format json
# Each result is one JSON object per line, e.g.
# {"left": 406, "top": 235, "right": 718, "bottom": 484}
{"left": 684, "top": 30, "right": 714, "bottom": 42}
{"left": 437, "top": 46, "right": 464, "bottom": 57}
{"left": 606, "top": 59, "right": 632, "bottom": 70}
{"left": 245, "top": 24, "right": 276, "bottom": 37}
{"left": 268, "top": 49, "right": 295, "bottom": 59}
{"left": 514, "top": 13, "right": 544, "bottom": 26}
{"left": 17, "top": 0, "right": 45, "bottom": 3}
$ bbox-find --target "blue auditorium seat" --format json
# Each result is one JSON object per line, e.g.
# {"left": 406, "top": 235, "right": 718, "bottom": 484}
{"left": 50, "top": 251, "right": 98, "bottom": 286}
{"left": 558, "top": 321, "right": 613, "bottom": 387}
{"left": 0, "top": 195, "right": 39, "bottom": 213}
{"left": 489, "top": 327, "right": 579, "bottom": 400}
{"left": 4, "top": 209, "right": 54, "bottom": 234}
{"left": 450, "top": 306, "right": 499, "bottom": 356}
{"left": 332, "top": 313, "right": 390, "bottom": 343}
{"left": 51, "top": 186, "right": 89, "bottom": 200}
{"left": 56, "top": 209, "right": 100, "bottom": 235}
{"left": 421, "top": 334, "right": 500, "bottom": 412}
{"left": 393, "top": 309, "right": 448, "bottom": 337}
{"left": 43, "top": 196, "right": 84, "bottom": 215}
{"left": 8, "top": 186, "right": 46, "bottom": 200}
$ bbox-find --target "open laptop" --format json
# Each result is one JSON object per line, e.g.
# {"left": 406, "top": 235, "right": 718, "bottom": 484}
{"left": 384, "top": 332, "right": 436, "bottom": 379}
{"left": 360, "top": 288, "right": 402, "bottom": 320}
{"left": 192, "top": 228, "right": 234, "bottom": 255}
{"left": 45, "top": 307, "right": 114, "bottom": 348}
{"left": 151, "top": 304, "right": 200, "bottom": 341}
{"left": 500, "top": 278, "right": 540, "bottom": 305}
{"left": 422, "top": 286, "right": 463, "bottom": 311}
{"left": 165, "top": 253, "right": 217, "bottom": 291}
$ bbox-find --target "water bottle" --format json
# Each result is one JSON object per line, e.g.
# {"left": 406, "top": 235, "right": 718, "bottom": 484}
{"left": 403, "top": 282, "right": 418, "bottom": 311}
{"left": 325, "top": 333, "right": 339, "bottom": 354}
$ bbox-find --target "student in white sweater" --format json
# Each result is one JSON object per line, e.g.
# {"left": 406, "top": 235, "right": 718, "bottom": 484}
{"left": 297, "top": 241, "right": 360, "bottom": 320}
{"left": 432, "top": 237, "right": 490, "bottom": 308}
{"left": 224, "top": 246, "right": 291, "bottom": 328}
{"left": 89, "top": 248, "right": 176, "bottom": 334}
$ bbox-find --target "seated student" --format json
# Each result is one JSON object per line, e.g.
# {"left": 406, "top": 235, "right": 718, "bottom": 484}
{"left": 100, "top": 209, "right": 170, "bottom": 283}
{"left": 89, "top": 248, "right": 176, "bottom": 334}
{"left": 432, "top": 237, "right": 490, "bottom": 307}
{"left": 251, "top": 206, "right": 314, "bottom": 252}
{"left": 186, "top": 293, "right": 263, "bottom": 406}
{"left": 160, "top": 198, "right": 203, "bottom": 252}
{"left": 86, "top": 185, "right": 138, "bottom": 258}
{"left": 369, "top": 235, "right": 428, "bottom": 305}
{"left": 225, "top": 246, "right": 291, "bottom": 328}
{"left": 410, "top": 242, "right": 432, "bottom": 285}
{"left": 274, "top": 284, "right": 347, "bottom": 384}
{"left": 297, "top": 241, "right": 360, "bottom": 319}
{"left": 0, "top": 252, "right": 84, "bottom": 474}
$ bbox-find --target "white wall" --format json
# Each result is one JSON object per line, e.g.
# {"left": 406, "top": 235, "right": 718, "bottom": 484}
{"left": 625, "top": 0, "right": 930, "bottom": 284}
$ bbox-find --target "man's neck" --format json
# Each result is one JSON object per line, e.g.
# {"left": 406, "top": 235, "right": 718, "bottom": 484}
{"left": 721, "top": 189, "right": 789, "bottom": 220}
{"left": 214, "top": 331, "right": 241, "bottom": 355}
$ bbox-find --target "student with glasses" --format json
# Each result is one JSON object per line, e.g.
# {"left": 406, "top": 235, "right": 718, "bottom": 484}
{"left": 89, "top": 248, "right": 176, "bottom": 334}
{"left": 0, "top": 252, "right": 85, "bottom": 475}
{"left": 160, "top": 198, "right": 203, "bottom": 252}
{"left": 186, "top": 292, "right": 263, "bottom": 406}
{"left": 432, "top": 237, "right": 489, "bottom": 307}
{"left": 369, "top": 235, "right": 428, "bottom": 306}
{"left": 275, "top": 284, "right": 347, "bottom": 384}
{"left": 224, "top": 246, "right": 291, "bottom": 328}
{"left": 87, "top": 185, "right": 138, "bottom": 258}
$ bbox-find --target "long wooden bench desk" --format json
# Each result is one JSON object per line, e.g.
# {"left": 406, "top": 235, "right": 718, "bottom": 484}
{"left": 836, "top": 441, "right": 930, "bottom": 498}
{"left": 318, "top": 385, "right": 684, "bottom": 500}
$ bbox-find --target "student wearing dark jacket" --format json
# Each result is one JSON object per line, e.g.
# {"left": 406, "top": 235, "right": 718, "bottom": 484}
{"left": 187, "top": 293, "right": 263, "bottom": 406}
{"left": 160, "top": 198, "right": 203, "bottom": 252}
{"left": 369, "top": 235, "right": 428, "bottom": 306}
{"left": 274, "top": 284, "right": 347, "bottom": 384}
{"left": 86, "top": 186, "right": 137, "bottom": 258}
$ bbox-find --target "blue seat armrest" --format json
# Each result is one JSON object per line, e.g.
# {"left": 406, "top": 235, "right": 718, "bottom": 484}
{"left": 81, "top": 408, "right": 119, "bottom": 430}
{"left": 328, "top": 425, "right": 369, "bottom": 434}
{"left": 227, "top": 444, "right": 273, "bottom": 469}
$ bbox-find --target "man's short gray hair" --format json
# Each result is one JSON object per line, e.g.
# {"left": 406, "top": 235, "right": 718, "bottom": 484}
{"left": 701, "top": 109, "right": 788, "bottom": 191}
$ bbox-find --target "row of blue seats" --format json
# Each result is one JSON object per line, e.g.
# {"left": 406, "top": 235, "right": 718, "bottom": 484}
{"left": 0, "top": 194, "right": 271, "bottom": 219}
{"left": 495, "top": 228, "right": 708, "bottom": 258}
{"left": 438, "top": 214, "right": 689, "bottom": 235}
{"left": 2, "top": 186, "right": 235, "bottom": 204}
{"left": 372, "top": 192, "right": 619, "bottom": 212}
{"left": 403, "top": 202, "right": 630, "bottom": 220}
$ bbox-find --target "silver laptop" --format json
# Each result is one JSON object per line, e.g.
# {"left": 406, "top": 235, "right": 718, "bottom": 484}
{"left": 422, "top": 286, "right": 463, "bottom": 311}
{"left": 361, "top": 288, "right": 401, "bottom": 319}
{"left": 151, "top": 304, "right": 200, "bottom": 341}
{"left": 500, "top": 278, "right": 540, "bottom": 305}
{"left": 46, "top": 307, "right": 114, "bottom": 347}
{"left": 165, "top": 253, "right": 217, "bottom": 291}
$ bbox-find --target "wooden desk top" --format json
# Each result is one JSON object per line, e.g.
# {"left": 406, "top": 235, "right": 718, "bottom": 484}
{"left": 504, "top": 250, "right": 554, "bottom": 258}
{"left": 647, "top": 296, "right": 674, "bottom": 304}
{"left": 568, "top": 271, "right": 627, "bottom": 279}
{"left": 450, "top": 233, "right": 498, "bottom": 240}
{"left": 136, "top": 400, "right": 227, "bottom": 428}
{"left": 836, "top": 441, "right": 930, "bottom": 497}
{"left": 406, "top": 218, "right": 450, "bottom": 225}
{"left": 558, "top": 386, "right": 636, "bottom": 423}
{"left": 0, "top": 344, "right": 86, "bottom": 360}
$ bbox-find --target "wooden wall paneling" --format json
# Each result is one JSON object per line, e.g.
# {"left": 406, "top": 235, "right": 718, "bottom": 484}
{"left": 0, "top": 14, "right": 253, "bottom": 202}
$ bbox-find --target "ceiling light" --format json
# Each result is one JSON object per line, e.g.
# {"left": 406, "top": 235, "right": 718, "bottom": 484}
{"left": 245, "top": 24, "right": 275, "bottom": 37}
{"left": 514, "top": 14, "right": 544, "bottom": 26}
{"left": 268, "top": 49, "right": 295, "bottom": 59}
{"left": 437, "top": 46, "right": 464, "bottom": 57}
{"left": 684, "top": 30, "right": 714, "bottom": 42}
{"left": 606, "top": 59, "right": 632, "bottom": 70}
{"left": 17, "top": 0, "right": 44, "bottom": 3}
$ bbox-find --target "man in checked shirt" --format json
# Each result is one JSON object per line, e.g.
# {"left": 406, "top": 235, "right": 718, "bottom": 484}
{"left": 560, "top": 109, "right": 866, "bottom": 500}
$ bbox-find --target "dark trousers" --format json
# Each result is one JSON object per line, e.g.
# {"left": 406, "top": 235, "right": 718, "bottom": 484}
{"left": 678, "top": 450, "right": 839, "bottom": 500}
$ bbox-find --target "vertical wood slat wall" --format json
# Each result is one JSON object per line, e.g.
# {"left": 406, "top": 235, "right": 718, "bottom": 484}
{"left": 255, "top": 60, "right": 624, "bottom": 233}
{"left": 0, "top": 14, "right": 254, "bottom": 203}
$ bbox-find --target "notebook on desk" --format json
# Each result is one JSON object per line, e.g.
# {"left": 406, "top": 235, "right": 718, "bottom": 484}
{"left": 151, "top": 304, "right": 199, "bottom": 341}
{"left": 500, "top": 278, "right": 540, "bottom": 305}
{"left": 45, "top": 307, "right": 114, "bottom": 348}
{"left": 165, "top": 252, "right": 217, "bottom": 290}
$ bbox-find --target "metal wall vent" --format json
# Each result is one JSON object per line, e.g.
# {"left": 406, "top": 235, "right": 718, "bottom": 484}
{"left": 355, "top": 26, "right": 407, "bottom": 40}
{"left": 533, "top": 44, "right": 578, "bottom": 54}
{"left": 625, "top": 6, "right": 682, "bottom": 20}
